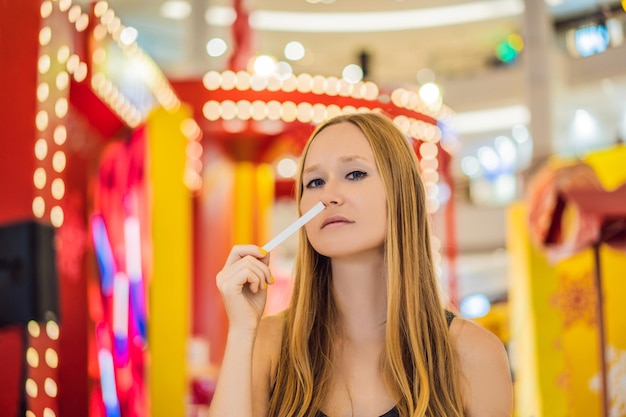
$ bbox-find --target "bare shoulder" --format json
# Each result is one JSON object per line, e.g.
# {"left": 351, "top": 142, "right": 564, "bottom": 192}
{"left": 449, "top": 317, "right": 514, "bottom": 417}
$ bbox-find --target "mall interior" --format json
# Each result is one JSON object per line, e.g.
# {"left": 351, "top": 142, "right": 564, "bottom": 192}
{"left": 1, "top": 0, "right": 626, "bottom": 416}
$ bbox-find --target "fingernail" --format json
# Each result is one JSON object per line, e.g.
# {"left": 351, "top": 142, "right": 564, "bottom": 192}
{"left": 270, "top": 275, "right": 275, "bottom": 284}
{"left": 259, "top": 248, "right": 267, "bottom": 256}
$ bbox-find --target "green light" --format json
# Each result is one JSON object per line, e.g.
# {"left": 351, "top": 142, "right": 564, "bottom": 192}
{"left": 496, "top": 42, "right": 517, "bottom": 63}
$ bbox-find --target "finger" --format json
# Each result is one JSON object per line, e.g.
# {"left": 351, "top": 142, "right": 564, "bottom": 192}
{"left": 225, "top": 244, "right": 269, "bottom": 265}
{"left": 218, "top": 257, "right": 270, "bottom": 294}
{"left": 238, "top": 256, "right": 272, "bottom": 291}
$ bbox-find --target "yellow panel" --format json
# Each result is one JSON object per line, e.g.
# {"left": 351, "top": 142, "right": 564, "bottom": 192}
{"left": 583, "top": 144, "right": 626, "bottom": 189}
{"left": 507, "top": 203, "right": 569, "bottom": 416}
{"left": 147, "top": 105, "right": 192, "bottom": 417}
{"left": 233, "top": 162, "right": 254, "bottom": 244}
{"left": 255, "top": 163, "right": 275, "bottom": 245}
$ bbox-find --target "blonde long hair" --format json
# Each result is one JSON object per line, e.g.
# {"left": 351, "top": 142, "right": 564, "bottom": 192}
{"left": 267, "top": 112, "right": 464, "bottom": 417}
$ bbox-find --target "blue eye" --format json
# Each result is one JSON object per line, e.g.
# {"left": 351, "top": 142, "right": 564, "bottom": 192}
{"left": 305, "top": 178, "right": 325, "bottom": 189}
{"left": 347, "top": 170, "right": 367, "bottom": 180}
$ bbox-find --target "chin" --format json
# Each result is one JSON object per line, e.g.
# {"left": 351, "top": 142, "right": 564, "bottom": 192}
{"left": 310, "top": 239, "right": 384, "bottom": 259}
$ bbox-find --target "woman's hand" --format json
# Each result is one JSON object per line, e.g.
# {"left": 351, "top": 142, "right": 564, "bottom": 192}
{"left": 216, "top": 245, "right": 272, "bottom": 333}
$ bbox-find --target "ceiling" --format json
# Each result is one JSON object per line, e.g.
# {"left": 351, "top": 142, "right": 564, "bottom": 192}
{"left": 81, "top": 0, "right": 620, "bottom": 84}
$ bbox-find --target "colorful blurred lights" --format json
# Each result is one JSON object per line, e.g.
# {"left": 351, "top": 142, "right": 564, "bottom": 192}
{"left": 98, "top": 348, "right": 121, "bottom": 417}
{"left": 477, "top": 146, "right": 500, "bottom": 174}
{"left": 461, "top": 156, "right": 481, "bottom": 177}
{"left": 277, "top": 158, "right": 298, "bottom": 178}
{"left": 342, "top": 64, "right": 363, "bottom": 83}
{"left": 160, "top": 1, "right": 192, "bottom": 20}
{"left": 206, "top": 38, "right": 227, "bottom": 57}
{"left": 119, "top": 27, "right": 138, "bottom": 46}
{"left": 284, "top": 41, "right": 305, "bottom": 61}
{"left": 460, "top": 293, "right": 491, "bottom": 319}
{"left": 419, "top": 82, "right": 441, "bottom": 106}
{"left": 253, "top": 55, "right": 277, "bottom": 77}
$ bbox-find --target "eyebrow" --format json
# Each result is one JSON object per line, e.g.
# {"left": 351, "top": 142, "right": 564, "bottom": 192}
{"left": 303, "top": 155, "right": 370, "bottom": 175}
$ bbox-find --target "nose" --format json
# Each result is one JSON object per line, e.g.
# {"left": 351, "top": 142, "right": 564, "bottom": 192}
{"left": 320, "top": 180, "right": 343, "bottom": 206}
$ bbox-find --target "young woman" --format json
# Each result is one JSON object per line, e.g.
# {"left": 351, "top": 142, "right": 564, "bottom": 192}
{"left": 211, "top": 112, "right": 513, "bottom": 417}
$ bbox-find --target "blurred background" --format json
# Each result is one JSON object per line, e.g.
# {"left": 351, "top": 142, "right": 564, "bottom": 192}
{"left": 1, "top": 0, "right": 626, "bottom": 416}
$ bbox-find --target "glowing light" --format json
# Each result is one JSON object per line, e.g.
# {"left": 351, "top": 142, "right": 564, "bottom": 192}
{"left": 511, "top": 124, "right": 530, "bottom": 143}
{"left": 253, "top": 55, "right": 276, "bottom": 77}
{"left": 461, "top": 156, "right": 481, "bottom": 177}
{"left": 277, "top": 158, "right": 298, "bottom": 178}
{"left": 202, "top": 101, "right": 221, "bottom": 121}
{"left": 419, "top": 142, "right": 438, "bottom": 160}
{"left": 51, "top": 206, "right": 64, "bottom": 227}
{"left": 66, "top": 54, "right": 79, "bottom": 73}
{"left": 125, "top": 216, "right": 147, "bottom": 340}
{"left": 161, "top": 0, "right": 192, "bottom": 20}
{"left": 41, "top": 1, "right": 53, "bottom": 18}
{"left": 296, "top": 73, "right": 313, "bottom": 93}
{"left": 43, "top": 408, "right": 56, "bottom": 417}
{"left": 38, "top": 55, "right": 51, "bottom": 74}
{"left": 284, "top": 41, "right": 305, "bottom": 61}
{"left": 419, "top": 82, "right": 441, "bottom": 105}
{"left": 56, "top": 71, "right": 69, "bottom": 90}
{"left": 94, "top": 1, "right": 108, "bottom": 17}
{"left": 46, "top": 321, "right": 60, "bottom": 340}
{"left": 98, "top": 348, "right": 121, "bottom": 416}
{"left": 33, "top": 168, "right": 46, "bottom": 189}
{"left": 36, "top": 110, "right": 49, "bottom": 131}
{"left": 478, "top": 146, "right": 500, "bottom": 174}
{"left": 75, "top": 13, "right": 90, "bottom": 32}
{"left": 25, "top": 379, "right": 38, "bottom": 398}
{"left": 208, "top": 1, "right": 524, "bottom": 32}
{"left": 68, "top": 4, "right": 82, "bottom": 23}
{"left": 51, "top": 178, "right": 65, "bottom": 200}
{"left": 59, "top": 0, "right": 71, "bottom": 12}
{"left": 119, "top": 27, "right": 138, "bottom": 46}
{"left": 45, "top": 348, "right": 59, "bottom": 368}
{"left": 74, "top": 62, "right": 88, "bottom": 82}
{"left": 52, "top": 151, "right": 67, "bottom": 172}
{"left": 26, "top": 348, "right": 39, "bottom": 368}
{"left": 28, "top": 321, "right": 41, "bottom": 338}
{"left": 495, "top": 135, "right": 517, "bottom": 171}
{"left": 460, "top": 293, "right": 491, "bottom": 318}
{"left": 39, "top": 27, "right": 52, "bottom": 46}
{"left": 181, "top": 118, "right": 201, "bottom": 139}
{"left": 35, "top": 139, "right": 48, "bottom": 160}
{"left": 32, "top": 197, "right": 45, "bottom": 218}
{"left": 113, "top": 272, "right": 130, "bottom": 364}
{"left": 186, "top": 141, "right": 203, "bottom": 160}
{"left": 205, "top": 6, "right": 236, "bottom": 26}
{"left": 206, "top": 37, "right": 227, "bottom": 57}
{"left": 275, "top": 61, "right": 293, "bottom": 80}
{"left": 44, "top": 378, "right": 58, "bottom": 398}
{"left": 57, "top": 45, "right": 70, "bottom": 64}
{"left": 342, "top": 64, "right": 363, "bottom": 83}
{"left": 91, "top": 214, "right": 116, "bottom": 295}
{"left": 55, "top": 97, "right": 69, "bottom": 118}
{"left": 53, "top": 125, "right": 67, "bottom": 145}
{"left": 37, "top": 82, "right": 50, "bottom": 102}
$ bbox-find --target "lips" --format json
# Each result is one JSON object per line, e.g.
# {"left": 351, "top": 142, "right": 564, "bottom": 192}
{"left": 321, "top": 216, "right": 354, "bottom": 228}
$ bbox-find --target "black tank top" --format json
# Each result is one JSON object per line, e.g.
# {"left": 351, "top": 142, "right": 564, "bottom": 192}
{"left": 316, "top": 311, "right": 456, "bottom": 417}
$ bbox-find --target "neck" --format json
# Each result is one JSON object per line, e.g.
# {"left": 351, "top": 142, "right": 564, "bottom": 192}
{"left": 330, "top": 251, "right": 387, "bottom": 341}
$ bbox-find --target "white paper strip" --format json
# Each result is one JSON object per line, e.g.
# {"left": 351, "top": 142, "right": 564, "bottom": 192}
{"left": 261, "top": 201, "right": 325, "bottom": 252}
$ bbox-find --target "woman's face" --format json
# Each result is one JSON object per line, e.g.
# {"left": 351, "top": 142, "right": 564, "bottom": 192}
{"left": 300, "top": 122, "right": 387, "bottom": 258}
